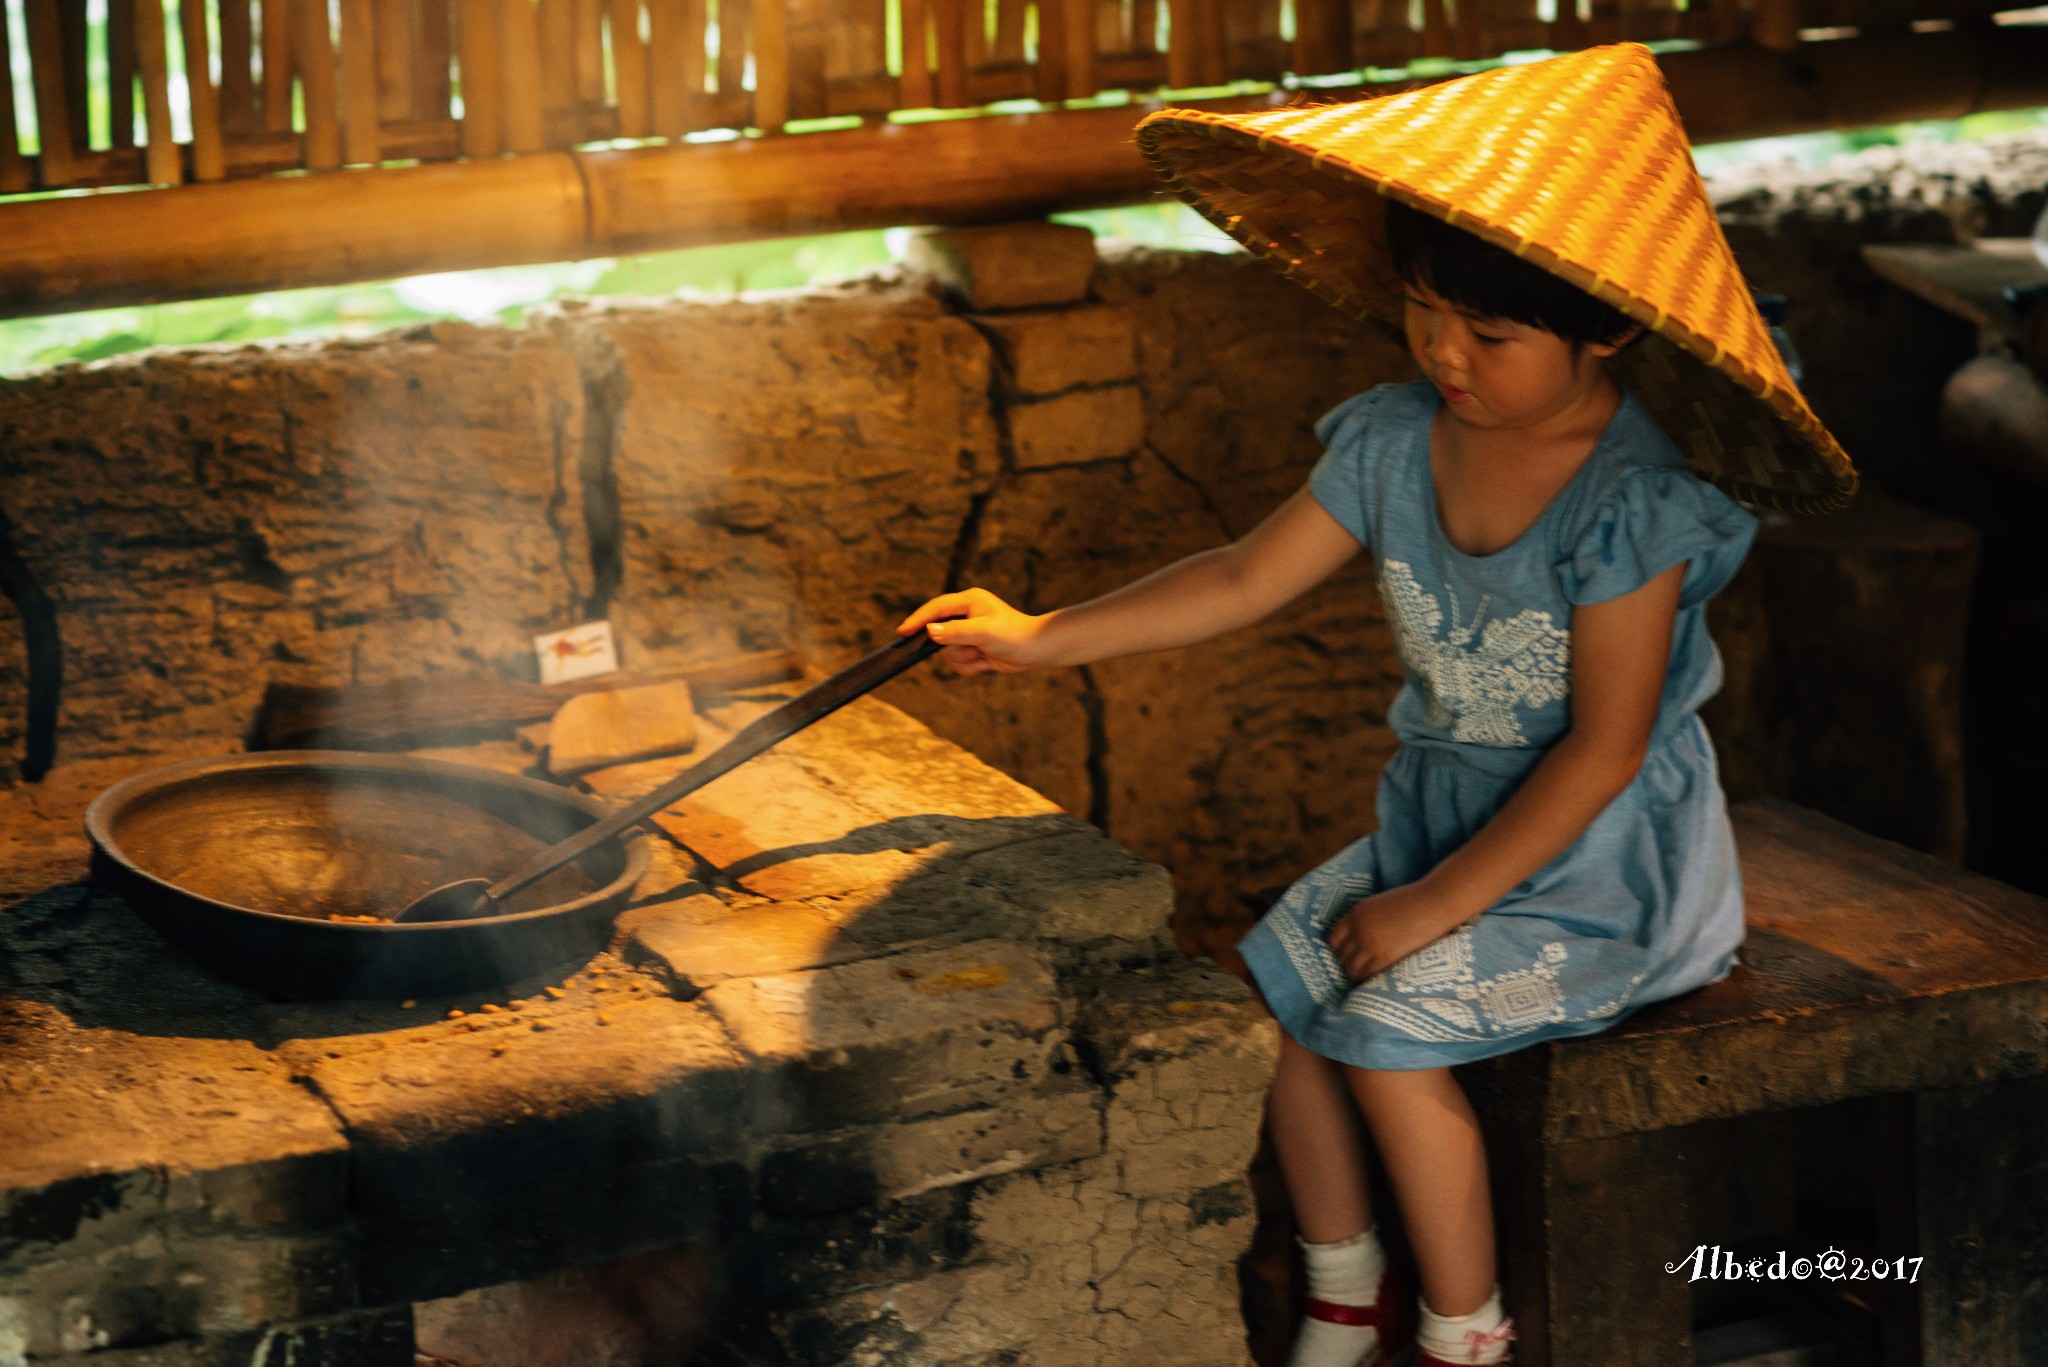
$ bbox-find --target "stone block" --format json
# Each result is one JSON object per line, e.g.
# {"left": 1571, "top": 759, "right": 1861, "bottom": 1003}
{"left": 698, "top": 941, "right": 1064, "bottom": 1133}
{"left": 757, "top": 1071, "right": 1102, "bottom": 1218}
{"left": 972, "top": 305, "right": 1137, "bottom": 397}
{"left": 298, "top": 994, "right": 750, "bottom": 1302}
{"left": 16, "top": 1305, "right": 415, "bottom": 1367}
{"left": 1007, "top": 385, "right": 1145, "bottom": 469}
{"left": 620, "top": 891, "right": 885, "bottom": 995}
{"left": 1075, "top": 956, "right": 1280, "bottom": 1199}
{"left": 545, "top": 680, "right": 697, "bottom": 777}
{"left": 0, "top": 326, "right": 592, "bottom": 766}
{"left": 727, "top": 1186, "right": 974, "bottom": 1311}
{"left": 904, "top": 222, "right": 1099, "bottom": 311}
{"left": 552, "top": 278, "right": 1000, "bottom": 674}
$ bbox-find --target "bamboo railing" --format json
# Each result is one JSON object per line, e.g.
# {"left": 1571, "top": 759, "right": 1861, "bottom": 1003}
{"left": 1, "top": 0, "right": 2040, "bottom": 199}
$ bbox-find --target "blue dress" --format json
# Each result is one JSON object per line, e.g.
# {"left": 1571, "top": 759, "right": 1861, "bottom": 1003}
{"left": 1239, "top": 378, "right": 1759, "bottom": 1070}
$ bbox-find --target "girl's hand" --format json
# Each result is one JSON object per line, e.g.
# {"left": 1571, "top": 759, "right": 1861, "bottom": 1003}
{"left": 1326, "top": 884, "right": 1471, "bottom": 983}
{"left": 898, "top": 588, "right": 1054, "bottom": 675}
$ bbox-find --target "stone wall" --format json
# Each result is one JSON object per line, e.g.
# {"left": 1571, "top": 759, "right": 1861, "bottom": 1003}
{"left": 3, "top": 124, "right": 2043, "bottom": 947}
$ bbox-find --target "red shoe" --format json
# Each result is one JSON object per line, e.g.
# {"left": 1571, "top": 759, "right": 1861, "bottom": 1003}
{"left": 1302, "top": 1262, "right": 1418, "bottom": 1365}
{"left": 1411, "top": 1316, "right": 1517, "bottom": 1366}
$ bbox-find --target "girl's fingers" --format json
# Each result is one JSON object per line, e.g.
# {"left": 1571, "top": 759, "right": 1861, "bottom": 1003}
{"left": 898, "top": 592, "right": 980, "bottom": 634}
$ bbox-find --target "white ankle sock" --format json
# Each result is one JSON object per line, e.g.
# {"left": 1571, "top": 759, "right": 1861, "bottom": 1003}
{"left": 1417, "top": 1286, "right": 1514, "bottom": 1364}
{"left": 1288, "top": 1227, "right": 1391, "bottom": 1367}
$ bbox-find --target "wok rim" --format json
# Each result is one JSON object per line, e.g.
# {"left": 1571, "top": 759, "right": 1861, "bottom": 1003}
{"left": 84, "top": 749, "right": 651, "bottom": 932}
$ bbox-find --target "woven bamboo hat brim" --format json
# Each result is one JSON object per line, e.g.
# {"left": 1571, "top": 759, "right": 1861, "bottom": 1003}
{"left": 1133, "top": 43, "right": 1857, "bottom": 514}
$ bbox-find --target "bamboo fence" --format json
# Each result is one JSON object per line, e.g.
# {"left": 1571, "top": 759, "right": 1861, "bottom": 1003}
{"left": 1, "top": 0, "right": 2039, "bottom": 199}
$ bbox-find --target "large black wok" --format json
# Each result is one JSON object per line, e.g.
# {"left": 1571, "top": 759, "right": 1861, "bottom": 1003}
{"left": 85, "top": 751, "right": 650, "bottom": 1001}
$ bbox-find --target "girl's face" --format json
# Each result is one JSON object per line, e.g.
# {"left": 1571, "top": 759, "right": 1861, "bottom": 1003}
{"left": 1401, "top": 278, "right": 1629, "bottom": 431}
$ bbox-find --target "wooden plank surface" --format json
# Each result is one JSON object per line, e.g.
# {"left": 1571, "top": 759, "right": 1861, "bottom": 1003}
{"left": 498, "top": 0, "right": 546, "bottom": 150}
{"left": 1862, "top": 239, "right": 2048, "bottom": 342}
{"left": 296, "top": 0, "right": 344, "bottom": 167}
{"left": 340, "top": 0, "right": 384, "bottom": 163}
{"left": 456, "top": 0, "right": 502, "bottom": 153}
{"left": 1462, "top": 800, "right": 2048, "bottom": 1144}
{"left": 24, "top": 0, "right": 77, "bottom": 185}
{"left": 133, "top": 0, "right": 181, "bottom": 185}
{"left": 181, "top": 0, "right": 229, "bottom": 178}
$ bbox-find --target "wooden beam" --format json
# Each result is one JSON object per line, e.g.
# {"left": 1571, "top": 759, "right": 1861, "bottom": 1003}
{"left": 3, "top": 26, "right": 2047, "bottom": 318}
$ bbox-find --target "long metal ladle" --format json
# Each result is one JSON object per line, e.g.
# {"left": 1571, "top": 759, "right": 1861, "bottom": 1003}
{"left": 393, "top": 628, "right": 942, "bottom": 924}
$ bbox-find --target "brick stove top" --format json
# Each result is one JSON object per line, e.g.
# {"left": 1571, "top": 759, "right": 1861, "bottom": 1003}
{"left": 0, "top": 688, "right": 1275, "bottom": 1366}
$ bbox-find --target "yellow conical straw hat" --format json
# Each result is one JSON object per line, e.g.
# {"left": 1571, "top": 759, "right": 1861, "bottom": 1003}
{"left": 1133, "top": 43, "right": 1857, "bottom": 514}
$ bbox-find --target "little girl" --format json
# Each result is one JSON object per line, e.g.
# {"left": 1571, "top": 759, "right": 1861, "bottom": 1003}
{"left": 901, "top": 43, "right": 1855, "bottom": 1367}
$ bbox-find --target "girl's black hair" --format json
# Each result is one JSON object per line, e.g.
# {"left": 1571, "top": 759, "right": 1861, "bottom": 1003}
{"left": 1384, "top": 198, "right": 1640, "bottom": 350}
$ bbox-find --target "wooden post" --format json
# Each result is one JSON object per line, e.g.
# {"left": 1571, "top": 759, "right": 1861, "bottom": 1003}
{"left": 897, "top": 0, "right": 933, "bottom": 108}
{"left": 610, "top": 0, "right": 650, "bottom": 136}
{"left": 261, "top": 0, "right": 296, "bottom": 133}
{"left": 109, "top": 0, "right": 139, "bottom": 149}
{"left": 1033, "top": 0, "right": 1067, "bottom": 101}
{"left": 716, "top": 0, "right": 750, "bottom": 99}
{"left": 678, "top": 0, "right": 707, "bottom": 112}
{"left": 1064, "top": 0, "right": 1097, "bottom": 97}
{"left": 574, "top": 0, "right": 607, "bottom": 102}
{"left": 58, "top": 0, "right": 88, "bottom": 150}
{"left": 340, "top": 0, "right": 382, "bottom": 163}
{"left": 295, "top": 0, "right": 343, "bottom": 167}
{"left": 0, "top": 7, "right": 26, "bottom": 193}
{"left": 456, "top": 0, "right": 504, "bottom": 154}
{"left": 25, "top": 0, "right": 78, "bottom": 186}
{"left": 751, "top": 0, "right": 788, "bottom": 128}
{"left": 183, "top": 0, "right": 229, "bottom": 179}
{"left": 499, "top": 0, "right": 546, "bottom": 151}
{"left": 220, "top": 1, "right": 261, "bottom": 135}
{"left": 415, "top": 0, "right": 453, "bottom": 119}
{"left": 133, "top": 0, "right": 180, "bottom": 185}
{"left": 538, "top": 0, "right": 579, "bottom": 130}
{"left": 647, "top": 0, "right": 690, "bottom": 135}
{"left": 375, "top": 0, "right": 417, "bottom": 121}
{"left": 1165, "top": 0, "right": 1196, "bottom": 86}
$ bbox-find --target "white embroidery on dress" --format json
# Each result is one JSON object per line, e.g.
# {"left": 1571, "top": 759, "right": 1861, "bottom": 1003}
{"left": 1379, "top": 560, "right": 1570, "bottom": 746}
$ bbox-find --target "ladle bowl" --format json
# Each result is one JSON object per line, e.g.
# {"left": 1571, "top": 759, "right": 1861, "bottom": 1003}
{"left": 85, "top": 751, "right": 650, "bottom": 1001}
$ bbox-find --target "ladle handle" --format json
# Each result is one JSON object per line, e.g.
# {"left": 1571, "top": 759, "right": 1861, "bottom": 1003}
{"left": 485, "top": 628, "right": 944, "bottom": 903}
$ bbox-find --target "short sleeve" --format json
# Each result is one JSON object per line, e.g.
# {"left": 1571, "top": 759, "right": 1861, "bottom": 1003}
{"left": 1306, "top": 387, "right": 1390, "bottom": 547}
{"left": 1556, "top": 467, "right": 1759, "bottom": 608}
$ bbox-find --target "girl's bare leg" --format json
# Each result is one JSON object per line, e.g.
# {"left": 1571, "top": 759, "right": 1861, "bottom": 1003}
{"left": 1346, "top": 1065, "right": 1495, "bottom": 1316}
{"left": 1268, "top": 1033, "right": 1375, "bottom": 1241}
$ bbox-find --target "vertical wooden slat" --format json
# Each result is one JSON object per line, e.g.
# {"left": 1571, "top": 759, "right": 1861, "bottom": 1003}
{"left": 456, "top": 0, "right": 503, "bottom": 152}
{"left": 295, "top": 0, "right": 342, "bottom": 167}
{"left": 1094, "top": 0, "right": 1125, "bottom": 57}
{"left": 339, "top": 0, "right": 380, "bottom": 162}
{"left": 58, "top": 0, "right": 87, "bottom": 148}
{"left": 108, "top": 0, "right": 139, "bottom": 149}
{"left": 1419, "top": 0, "right": 1453, "bottom": 55}
{"left": 499, "top": 0, "right": 545, "bottom": 149}
{"left": 220, "top": 1, "right": 259, "bottom": 134}
{"left": 574, "top": 0, "right": 606, "bottom": 99}
{"left": 751, "top": 0, "right": 787, "bottom": 127}
{"left": 0, "top": 5, "right": 28, "bottom": 193}
{"left": 538, "top": 0, "right": 578, "bottom": 122}
{"left": 1165, "top": 0, "right": 1196, "bottom": 85}
{"left": 375, "top": 0, "right": 416, "bottom": 121}
{"left": 1290, "top": 0, "right": 1342, "bottom": 75}
{"left": 716, "top": 0, "right": 750, "bottom": 97}
{"left": 415, "top": 0, "right": 453, "bottom": 118}
{"left": 1452, "top": 0, "right": 1483, "bottom": 57}
{"left": 1063, "top": 0, "right": 1095, "bottom": 95}
{"left": 1031, "top": 0, "right": 1065, "bottom": 99}
{"left": 132, "top": 0, "right": 180, "bottom": 184}
{"left": 261, "top": 0, "right": 295, "bottom": 132}
{"left": 993, "top": 0, "right": 1027, "bottom": 58}
{"left": 24, "top": 0, "right": 78, "bottom": 183}
{"left": 609, "top": 0, "right": 648, "bottom": 134}
{"left": 897, "top": 0, "right": 934, "bottom": 106}
{"left": 182, "top": 0, "right": 228, "bottom": 177}
{"left": 783, "top": 0, "right": 827, "bottom": 119}
{"left": 1129, "top": 0, "right": 1158, "bottom": 51}
{"left": 1203, "top": 0, "right": 1228, "bottom": 83}
{"left": 677, "top": 0, "right": 706, "bottom": 101}
{"left": 926, "top": 0, "right": 964, "bottom": 105}
{"left": 646, "top": 0, "right": 688, "bottom": 133}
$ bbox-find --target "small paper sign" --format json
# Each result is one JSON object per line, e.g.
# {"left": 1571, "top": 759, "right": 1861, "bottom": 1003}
{"left": 534, "top": 620, "right": 620, "bottom": 685}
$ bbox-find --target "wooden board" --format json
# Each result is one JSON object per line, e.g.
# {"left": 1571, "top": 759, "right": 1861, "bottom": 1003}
{"left": 1861, "top": 239, "right": 2048, "bottom": 342}
{"left": 1461, "top": 800, "right": 2048, "bottom": 1145}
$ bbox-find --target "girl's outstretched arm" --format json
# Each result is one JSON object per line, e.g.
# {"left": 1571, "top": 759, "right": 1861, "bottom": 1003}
{"left": 1326, "top": 561, "right": 1685, "bottom": 981}
{"left": 896, "top": 487, "right": 1363, "bottom": 674}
